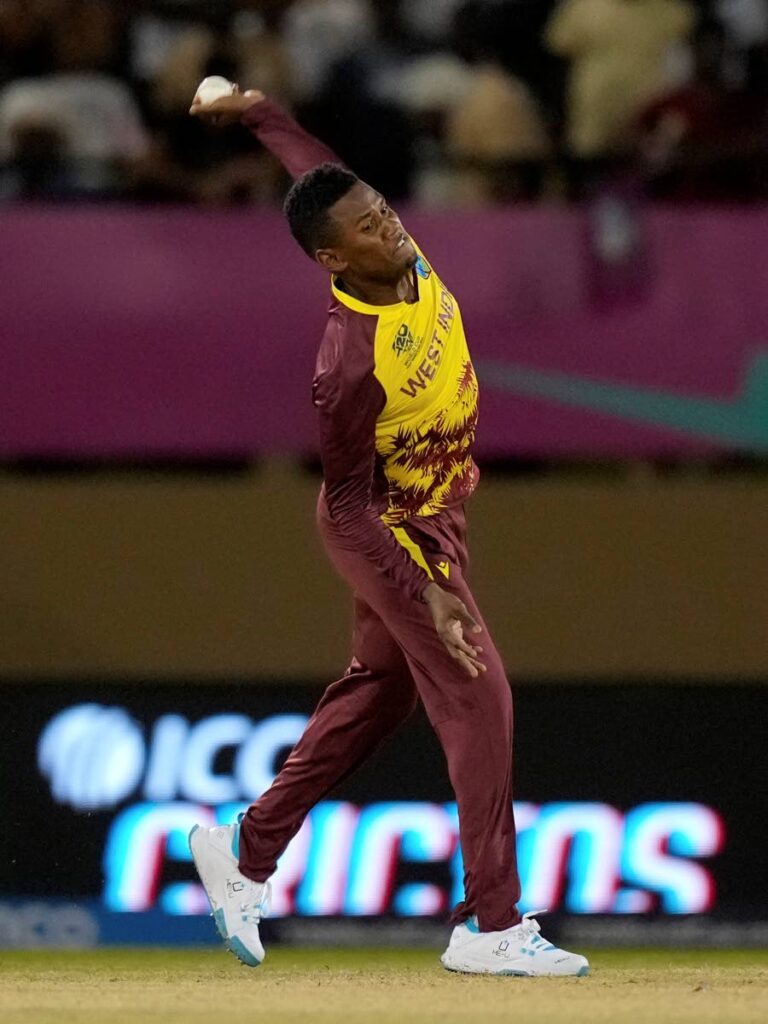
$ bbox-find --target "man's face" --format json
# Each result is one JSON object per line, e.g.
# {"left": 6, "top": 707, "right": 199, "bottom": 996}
{"left": 317, "top": 181, "right": 417, "bottom": 282}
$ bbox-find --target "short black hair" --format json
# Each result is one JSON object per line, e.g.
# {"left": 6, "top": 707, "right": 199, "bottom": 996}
{"left": 283, "top": 162, "right": 359, "bottom": 258}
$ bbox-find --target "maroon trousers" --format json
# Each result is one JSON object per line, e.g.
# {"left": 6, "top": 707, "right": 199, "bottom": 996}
{"left": 239, "top": 494, "right": 521, "bottom": 931}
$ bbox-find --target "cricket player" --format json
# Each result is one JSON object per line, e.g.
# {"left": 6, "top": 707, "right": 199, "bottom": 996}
{"left": 187, "top": 85, "right": 588, "bottom": 978}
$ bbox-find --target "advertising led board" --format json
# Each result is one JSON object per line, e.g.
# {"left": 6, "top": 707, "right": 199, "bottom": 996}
{"left": 2, "top": 682, "right": 763, "bottom": 942}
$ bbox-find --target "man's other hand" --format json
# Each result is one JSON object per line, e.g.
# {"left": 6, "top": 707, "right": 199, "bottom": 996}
{"left": 189, "top": 86, "right": 265, "bottom": 126}
{"left": 424, "top": 583, "right": 485, "bottom": 678}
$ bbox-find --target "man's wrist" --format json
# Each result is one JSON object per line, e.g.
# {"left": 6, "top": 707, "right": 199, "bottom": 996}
{"left": 422, "top": 582, "right": 443, "bottom": 604}
{"left": 240, "top": 92, "right": 269, "bottom": 124}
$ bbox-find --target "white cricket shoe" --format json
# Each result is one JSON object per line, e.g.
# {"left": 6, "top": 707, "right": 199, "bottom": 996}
{"left": 441, "top": 910, "right": 589, "bottom": 977}
{"left": 188, "top": 819, "right": 271, "bottom": 968}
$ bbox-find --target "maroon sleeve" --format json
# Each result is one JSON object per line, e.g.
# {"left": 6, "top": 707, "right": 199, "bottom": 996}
{"left": 241, "top": 97, "right": 343, "bottom": 180}
{"left": 313, "top": 315, "right": 433, "bottom": 603}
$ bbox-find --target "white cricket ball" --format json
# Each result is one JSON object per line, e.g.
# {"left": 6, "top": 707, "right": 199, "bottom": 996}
{"left": 195, "top": 76, "right": 235, "bottom": 105}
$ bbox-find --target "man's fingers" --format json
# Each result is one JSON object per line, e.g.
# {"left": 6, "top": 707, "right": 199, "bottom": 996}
{"left": 446, "top": 622, "right": 483, "bottom": 659}
{"left": 455, "top": 636, "right": 481, "bottom": 659}
{"left": 456, "top": 602, "right": 482, "bottom": 635}
{"left": 190, "top": 96, "right": 234, "bottom": 118}
{"left": 452, "top": 650, "right": 478, "bottom": 678}
{"left": 442, "top": 633, "right": 486, "bottom": 676}
{"left": 464, "top": 653, "right": 486, "bottom": 673}
{"left": 431, "top": 598, "right": 485, "bottom": 676}
{"left": 459, "top": 649, "right": 486, "bottom": 676}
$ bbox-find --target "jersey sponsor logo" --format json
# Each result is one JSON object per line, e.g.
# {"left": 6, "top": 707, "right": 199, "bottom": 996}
{"left": 393, "top": 324, "right": 417, "bottom": 358}
{"left": 392, "top": 324, "right": 424, "bottom": 369}
{"left": 415, "top": 256, "right": 432, "bottom": 280}
{"left": 435, "top": 560, "right": 450, "bottom": 579}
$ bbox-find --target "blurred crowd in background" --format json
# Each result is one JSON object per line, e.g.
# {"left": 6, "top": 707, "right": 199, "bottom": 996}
{"left": 0, "top": 0, "right": 766, "bottom": 205}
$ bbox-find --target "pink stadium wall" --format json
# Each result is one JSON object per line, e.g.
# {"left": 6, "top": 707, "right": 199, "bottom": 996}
{"left": 3, "top": 206, "right": 767, "bottom": 458}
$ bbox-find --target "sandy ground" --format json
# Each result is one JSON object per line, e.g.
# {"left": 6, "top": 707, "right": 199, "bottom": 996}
{"left": 2, "top": 947, "right": 767, "bottom": 1024}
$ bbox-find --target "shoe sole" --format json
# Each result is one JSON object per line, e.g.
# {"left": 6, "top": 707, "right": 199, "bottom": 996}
{"left": 442, "top": 959, "right": 589, "bottom": 978}
{"left": 188, "top": 825, "right": 262, "bottom": 969}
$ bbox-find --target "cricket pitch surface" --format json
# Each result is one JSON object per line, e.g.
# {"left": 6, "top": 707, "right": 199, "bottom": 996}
{"left": 3, "top": 947, "right": 766, "bottom": 1023}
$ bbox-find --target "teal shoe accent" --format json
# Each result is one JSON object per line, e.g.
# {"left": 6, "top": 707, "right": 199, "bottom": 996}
{"left": 212, "top": 908, "right": 227, "bottom": 941}
{"left": 231, "top": 822, "right": 240, "bottom": 860}
{"left": 229, "top": 935, "right": 262, "bottom": 968}
{"left": 212, "top": 907, "right": 262, "bottom": 967}
{"left": 497, "top": 969, "right": 531, "bottom": 976}
{"left": 577, "top": 965, "right": 590, "bottom": 977}
{"left": 464, "top": 917, "right": 480, "bottom": 934}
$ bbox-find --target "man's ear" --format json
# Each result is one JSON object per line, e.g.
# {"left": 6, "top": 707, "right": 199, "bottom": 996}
{"left": 316, "top": 248, "right": 348, "bottom": 273}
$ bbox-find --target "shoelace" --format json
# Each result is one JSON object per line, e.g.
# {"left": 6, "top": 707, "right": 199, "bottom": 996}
{"left": 517, "top": 909, "right": 548, "bottom": 938}
{"left": 239, "top": 880, "right": 272, "bottom": 926}
{"left": 515, "top": 910, "right": 558, "bottom": 953}
{"left": 233, "top": 813, "right": 272, "bottom": 926}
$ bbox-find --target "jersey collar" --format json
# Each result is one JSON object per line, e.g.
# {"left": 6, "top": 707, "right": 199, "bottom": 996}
{"left": 331, "top": 271, "right": 420, "bottom": 315}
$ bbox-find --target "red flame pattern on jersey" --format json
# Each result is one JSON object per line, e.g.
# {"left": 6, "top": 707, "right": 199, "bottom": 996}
{"left": 379, "top": 360, "right": 479, "bottom": 523}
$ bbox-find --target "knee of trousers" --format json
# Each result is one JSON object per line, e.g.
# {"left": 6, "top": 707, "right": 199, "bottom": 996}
{"left": 378, "top": 674, "right": 419, "bottom": 723}
{"left": 430, "top": 674, "right": 513, "bottom": 759}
